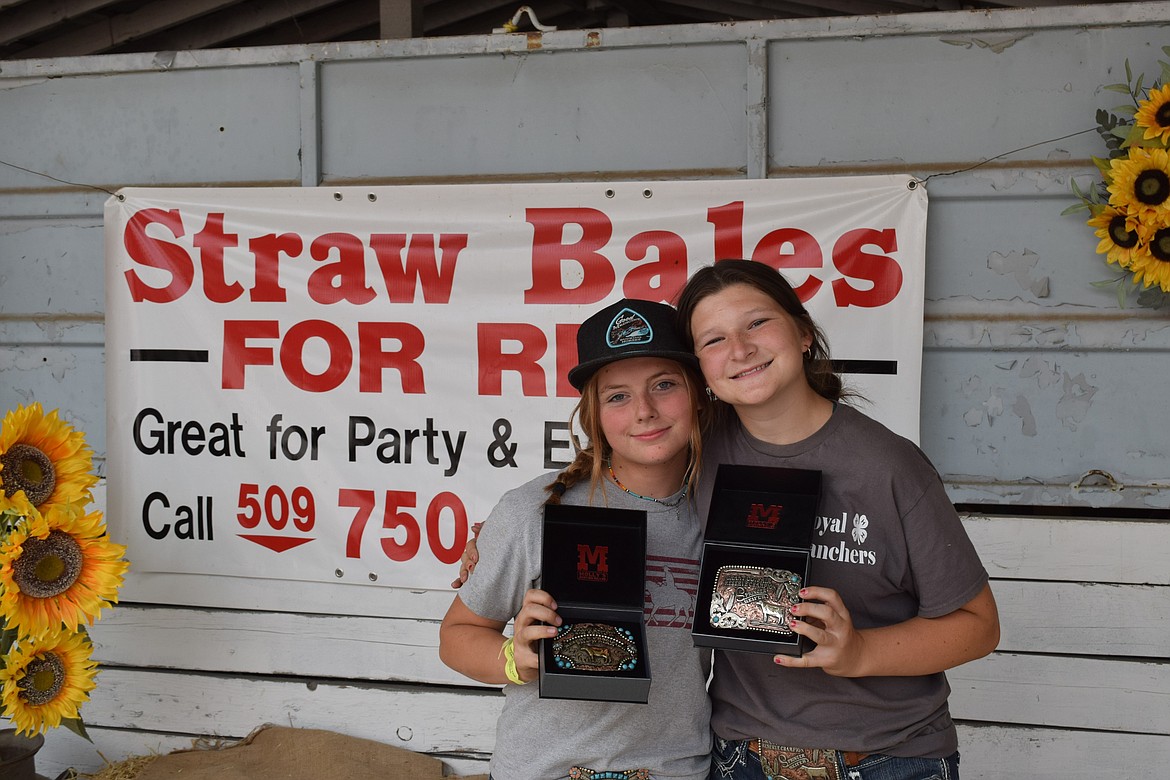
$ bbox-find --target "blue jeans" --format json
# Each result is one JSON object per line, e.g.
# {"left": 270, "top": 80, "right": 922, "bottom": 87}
{"left": 710, "top": 737, "right": 960, "bottom": 780}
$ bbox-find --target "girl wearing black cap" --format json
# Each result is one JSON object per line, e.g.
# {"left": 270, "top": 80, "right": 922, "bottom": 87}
{"left": 439, "top": 299, "right": 712, "bottom": 780}
{"left": 677, "top": 260, "right": 998, "bottom": 780}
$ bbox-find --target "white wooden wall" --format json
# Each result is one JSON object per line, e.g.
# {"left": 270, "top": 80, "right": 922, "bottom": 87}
{"left": 2, "top": 3, "right": 1168, "bottom": 778}
{"left": 32, "top": 510, "right": 1170, "bottom": 778}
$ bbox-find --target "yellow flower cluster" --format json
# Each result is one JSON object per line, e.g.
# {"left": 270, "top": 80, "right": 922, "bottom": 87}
{"left": 1070, "top": 51, "right": 1170, "bottom": 304}
{"left": 0, "top": 403, "right": 129, "bottom": 738}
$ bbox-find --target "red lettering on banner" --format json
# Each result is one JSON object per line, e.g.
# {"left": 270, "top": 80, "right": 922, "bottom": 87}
{"left": 308, "top": 233, "right": 375, "bottom": 304}
{"left": 370, "top": 233, "right": 466, "bottom": 303}
{"left": 623, "top": 231, "right": 689, "bottom": 301}
{"left": 222, "top": 320, "right": 279, "bottom": 389}
{"left": 222, "top": 319, "right": 425, "bottom": 393}
{"left": 477, "top": 323, "right": 548, "bottom": 397}
{"left": 194, "top": 213, "right": 243, "bottom": 303}
{"left": 280, "top": 319, "right": 352, "bottom": 392}
{"left": 554, "top": 323, "right": 579, "bottom": 399}
{"left": 708, "top": 201, "right": 745, "bottom": 261}
{"left": 123, "top": 208, "right": 193, "bottom": 303}
{"left": 525, "top": 207, "right": 615, "bottom": 304}
{"left": 249, "top": 232, "right": 304, "bottom": 303}
{"left": 357, "top": 322, "right": 426, "bottom": 393}
{"left": 831, "top": 228, "right": 902, "bottom": 307}
{"left": 749, "top": 228, "right": 825, "bottom": 302}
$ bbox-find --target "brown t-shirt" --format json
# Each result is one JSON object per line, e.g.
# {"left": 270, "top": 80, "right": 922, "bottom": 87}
{"left": 699, "top": 404, "right": 988, "bottom": 758}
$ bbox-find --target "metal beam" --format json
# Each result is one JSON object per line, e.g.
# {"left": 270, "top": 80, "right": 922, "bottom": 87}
{"left": 0, "top": 0, "right": 125, "bottom": 46}
{"left": 13, "top": 0, "right": 246, "bottom": 57}
{"left": 128, "top": 0, "right": 350, "bottom": 52}
{"left": 380, "top": 0, "right": 422, "bottom": 37}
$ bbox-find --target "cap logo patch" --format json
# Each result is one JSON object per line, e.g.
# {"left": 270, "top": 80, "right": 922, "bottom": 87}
{"left": 606, "top": 308, "right": 653, "bottom": 348}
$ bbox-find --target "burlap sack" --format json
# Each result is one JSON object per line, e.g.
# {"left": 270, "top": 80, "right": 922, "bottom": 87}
{"left": 125, "top": 725, "right": 487, "bottom": 780}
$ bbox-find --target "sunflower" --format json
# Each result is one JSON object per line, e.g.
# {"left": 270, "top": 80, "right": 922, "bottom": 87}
{"left": 1135, "top": 83, "right": 1170, "bottom": 146}
{"left": 0, "top": 502, "right": 128, "bottom": 637}
{"left": 1108, "top": 147, "right": 1170, "bottom": 220}
{"left": 0, "top": 403, "right": 97, "bottom": 512}
{"left": 0, "top": 489, "right": 45, "bottom": 536}
{"left": 1086, "top": 204, "right": 1146, "bottom": 269}
{"left": 0, "top": 629, "right": 98, "bottom": 737}
{"left": 1125, "top": 227, "right": 1170, "bottom": 292}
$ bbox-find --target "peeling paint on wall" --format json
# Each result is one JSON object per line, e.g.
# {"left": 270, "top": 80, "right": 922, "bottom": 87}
{"left": 1056, "top": 371, "right": 1098, "bottom": 432}
{"left": 988, "top": 249, "right": 1050, "bottom": 298}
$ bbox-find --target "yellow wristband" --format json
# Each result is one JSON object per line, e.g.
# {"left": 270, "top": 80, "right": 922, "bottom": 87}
{"left": 502, "top": 637, "right": 528, "bottom": 685}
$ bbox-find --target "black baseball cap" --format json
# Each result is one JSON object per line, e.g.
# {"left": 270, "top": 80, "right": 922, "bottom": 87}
{"left": 566, "top": 298, "right": 700, "bottom": 391}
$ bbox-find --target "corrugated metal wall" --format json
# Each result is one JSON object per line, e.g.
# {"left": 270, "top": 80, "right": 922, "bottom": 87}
{"left": 2, "top": 4, "right": 1168, "bottom": 777}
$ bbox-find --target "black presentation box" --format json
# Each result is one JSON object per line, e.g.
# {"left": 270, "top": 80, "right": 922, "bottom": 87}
{"left": 693, "top": 464, "right": 822, "bottom": 656}
{"left": 538, "top": 503, "right": 650, "bottom": 703}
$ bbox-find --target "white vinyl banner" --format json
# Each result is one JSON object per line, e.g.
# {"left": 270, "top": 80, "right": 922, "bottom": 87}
{"left": 104, "top": 177, "right": 928, "bottom": 590}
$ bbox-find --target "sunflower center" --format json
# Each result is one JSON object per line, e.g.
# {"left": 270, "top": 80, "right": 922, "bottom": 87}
{"left": 1157, "top": 102, "right": 1170, "bottom": 129}
{"left": 0, "top": 443, "right": 57, "bottom": 507}
{"left": 1108, "top": 216, "right": 1139, "bottom": 249}
{"left": 12, "top": 530, "right": 83, "bottom": 598}
{"left": 16, "top": 652, "right": 66, "bottom": 706}
{"left": 1134, "top": 169, "right": 1170, "bottom": 206}
{"left": 1150, "top": 228, "right": 1170, "bottom": 263}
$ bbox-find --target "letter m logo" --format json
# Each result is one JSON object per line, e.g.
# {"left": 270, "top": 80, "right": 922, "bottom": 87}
{"left": 746, "top": 503, "right": 782, "bottom": 529}
{"left": 577, "top": 544, "right": 609, "bottom": 581}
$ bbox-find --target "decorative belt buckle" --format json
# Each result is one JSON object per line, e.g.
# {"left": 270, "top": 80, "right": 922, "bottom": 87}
{"left": 710, "top": 565, "right": 802, "bottom": 634}
{"left": 753, "top": 741, "right": 842, "bottom": 780}
{"left": 552, "top": 622, "right": 638, "bottom": 672}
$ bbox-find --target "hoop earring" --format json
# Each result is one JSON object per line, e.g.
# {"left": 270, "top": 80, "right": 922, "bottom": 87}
{"left": 705, "top": 387, "right": 718, "bottom": 401}
{"left": 802, "top": 346, "right": 811, "bottom": 360}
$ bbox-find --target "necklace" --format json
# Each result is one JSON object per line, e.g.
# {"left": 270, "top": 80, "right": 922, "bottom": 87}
{"left": 606, "top": 460, "right": 688, "bottom": 507}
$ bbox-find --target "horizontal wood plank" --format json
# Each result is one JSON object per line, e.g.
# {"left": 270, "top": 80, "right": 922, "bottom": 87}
{"left": 955, "top": 723, "right": 1170, "bottom": 780}
{"left": 962, "top": 515, "right": 1170, "bottom": 585}
{"left": 992, "top": 580, "right": 1169, "bottom": 656}
{"left": 949, "top": 652, "right": 1170, "bottom": 734}
{"left": 89, "top": 605, "right": 482, "bottom": 687}
{"left": 80, "top": 668, "right": 504, "bottom": 754}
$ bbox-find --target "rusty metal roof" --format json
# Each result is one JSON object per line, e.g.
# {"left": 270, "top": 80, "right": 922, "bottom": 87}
{"left": 0, "top": 0, "right": 1129, "bottom": 61}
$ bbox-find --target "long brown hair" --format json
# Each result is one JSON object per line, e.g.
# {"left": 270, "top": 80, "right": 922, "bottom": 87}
{"left": 544, "top": 361, "right": 705, "bottom": 505}
{"left": 675, "top": 260, "right": 852, "bottom": 410}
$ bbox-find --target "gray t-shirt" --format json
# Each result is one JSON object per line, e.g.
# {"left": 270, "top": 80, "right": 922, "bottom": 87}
{"left": 699, "top": 404, "right": 988, "bottom": 757}
{"left": 460, "top": 473, "right": 712, "bottom": 780}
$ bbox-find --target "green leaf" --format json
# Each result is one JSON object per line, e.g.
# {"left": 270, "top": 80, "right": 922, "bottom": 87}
{"left": 1060, "top": 202, "right": 1088, "bottom": 216}
{"left": 1123, "top": 122, "right": 1148, "bottom": 148}
{"left": 1125, "top": 59, "right": 1134, "bottom": 84}
{"left": 1117, "top": 279, "right": 1129, "bottom": 308}
{"left": 1093, "top": 156, "right": 1113, "bottom": 177}
{"left": 60, "top": 716, "right": 93, "bottom": 742}
{"left": 1103, "top": 83, "right": 1133, "bottom": 94}
{"left": 1, "top": 624, "right": 17, "bottom": 660}
{"left": 1113, "top": 104, "right": 1137, "bottom": 118}
{"left": 1136, "top": 288, "right": 1164, "bottom": 308}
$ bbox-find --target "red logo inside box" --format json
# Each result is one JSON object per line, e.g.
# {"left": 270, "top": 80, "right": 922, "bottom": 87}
{"left": 746, "top": 503, "right": 783, "bottom": 530}
{"left": 577, "top": 544, "right": 609, "bottom": 582}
